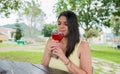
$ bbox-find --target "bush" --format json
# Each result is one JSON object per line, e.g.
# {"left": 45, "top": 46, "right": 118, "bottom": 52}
{"left": 42, "top": 24, "right": 57, "bottom": 37}
{"left": 14, "top": 29, "right": 22, "bottom": 41}
{"left": 84, "top": 28, "right": 100, "bottom": 39}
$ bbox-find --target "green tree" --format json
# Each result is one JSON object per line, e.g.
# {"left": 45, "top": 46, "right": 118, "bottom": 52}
{"left": 42, "top": 24, "right": 57, "bottom": 37}
{"left": 84, "top": 28, "right": 100, "bottom": 39}
{"left": 103, "top": 0, "right": 120, "bottom": 16}
{"left": 14, "top": 22, "right": 23, "bottom": 41}
{"left": 54, "top": 0, "right": 116, "bottom": 29}
{"left": 0, "top": 0, "right": 22, "bottom": 17}
{"left": 54, "top": 0, "right": 89, "bottom": 17}
{"left": 109, "top": 15, "right": 120, "bottom": 36}
{"left": 21, "top": 0, "right": 46, "bottom": 37}
{"left": 14, "top": 29, "right": 22, "bottom": 41}
{"left": 54, "top": 0, "right": 119, "bottom": 39}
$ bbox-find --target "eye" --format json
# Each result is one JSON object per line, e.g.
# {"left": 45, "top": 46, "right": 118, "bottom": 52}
{"left": 58, "top": 22, "right": 61, "bottom": 25}
{"left": 64, "top": 22, "right": 67, "bottom": 26}
{"left": 65, "top": 23, "right": 67, "bottom": 26}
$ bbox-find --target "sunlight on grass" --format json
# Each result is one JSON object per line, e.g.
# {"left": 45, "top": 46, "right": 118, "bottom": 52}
{"left": 90, "top": 44, "right": 120, "bottom": 63}
{"left": 40, "top": 42, "right": 46, "bottom": 45}
{"left": 0, "top": 51, "right": 43, "bottom": 64}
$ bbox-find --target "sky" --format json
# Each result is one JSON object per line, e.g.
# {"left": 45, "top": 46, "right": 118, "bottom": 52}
{"left": 0, "top": 0, "right": 57, "bottom": 26}
{"left": 0, "top": 13, "right": 18, "bottom": 26}
{"left": 40, "top": 0, "right": 57, "bottom": 23}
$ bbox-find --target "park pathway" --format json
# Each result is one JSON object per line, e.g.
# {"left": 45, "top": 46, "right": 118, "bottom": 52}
{"left": 0, "top": 43, "right": 45, "bottom": 52}
{"left": 92, "top": 58, "right": 120, "bottom": 74}
{"left": 0, "top": 43, "right": 120, "bottom": 74}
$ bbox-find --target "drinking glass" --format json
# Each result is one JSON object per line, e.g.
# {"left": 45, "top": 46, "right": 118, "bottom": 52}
{"left": 50, "top": 30, "right": 64, "bottom": 58}
{"left": 52, "top": 30, "right": 64, "bottom": 42}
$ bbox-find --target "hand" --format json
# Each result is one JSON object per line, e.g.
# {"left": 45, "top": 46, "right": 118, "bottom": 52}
{"left": 46, "top": 38, "right": 60, "bottom": 57}
{"left": 52, "top": 45, "right": 67, "bottom": 62}
{"left": 52, "top": 46, "right": 70, "bottom": 66}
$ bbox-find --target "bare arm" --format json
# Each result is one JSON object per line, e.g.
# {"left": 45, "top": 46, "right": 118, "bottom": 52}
{"left": 66, "top": 41, "right": 92, "bottom": 74}
{"left": 41, "top": 38, "right": 51, "bottom": 66}
{"left": 80, "top": 41, "right": 92, "bottom": 74}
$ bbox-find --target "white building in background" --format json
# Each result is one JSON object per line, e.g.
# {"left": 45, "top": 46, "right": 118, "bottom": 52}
{"left": 89, "top": 33, "right": 116, "bottom": 46}
{"left": 87, "top": 26, "right": 113, "bottom": 44}
{"left": 0, "top": 27, "right": 16, "bottom": 41}
{"left": 87, "top": 33, "right": 107, "bottom": 44}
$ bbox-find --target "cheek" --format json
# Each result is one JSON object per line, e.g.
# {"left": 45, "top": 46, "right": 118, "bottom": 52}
{"left": 64, "top": 32, "right": 68, "bottom": 37}
{"left": 64, "top": 28, "right": 69, "bottom": 36}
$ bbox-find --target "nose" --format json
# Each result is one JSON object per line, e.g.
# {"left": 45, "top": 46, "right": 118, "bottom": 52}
{"left": 59, "top": 23, "right": 65, "bottom": 28}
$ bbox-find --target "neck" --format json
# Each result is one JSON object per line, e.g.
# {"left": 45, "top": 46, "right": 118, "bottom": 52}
{"left": 61, "top": 37, "right": 67, "bottom": 43}
{"left": 60, "top": 37, "right": 68, "bottom": 53}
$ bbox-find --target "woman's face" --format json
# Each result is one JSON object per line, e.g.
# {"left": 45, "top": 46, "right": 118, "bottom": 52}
{"left": 57, "top": 16, "right": 68, "bottom": 37}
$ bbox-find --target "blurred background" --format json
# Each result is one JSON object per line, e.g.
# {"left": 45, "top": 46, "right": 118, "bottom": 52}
{"left": 0, "top": 0, "right": 120, "bottom": 74}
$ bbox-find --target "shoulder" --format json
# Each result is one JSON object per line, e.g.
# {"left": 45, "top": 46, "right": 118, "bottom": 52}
{"left": 78, "top": 40, "right": 90, "bottom": 53}
{"left": 80, "top": 40, "right": 89, "bottom": 48}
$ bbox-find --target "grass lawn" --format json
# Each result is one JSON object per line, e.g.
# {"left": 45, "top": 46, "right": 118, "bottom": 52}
{"left": 0, "top": 43, "right": 18, "bottom": 48}
{"left": 0, "top": 43, "right": 120, "bottom": 64}
{"left": 0, "top": 51, "right": 43, "bottom": 64}
{"left": 90, "top": 44, "right": 120, "bottom": 64}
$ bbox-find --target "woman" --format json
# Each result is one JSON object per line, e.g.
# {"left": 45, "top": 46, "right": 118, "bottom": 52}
{"left": 42, "top": 10, "right": 92, "bottom": 74}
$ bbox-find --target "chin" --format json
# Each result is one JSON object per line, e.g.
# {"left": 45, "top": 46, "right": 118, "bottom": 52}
{"left": 64, "top": 34, "right": 68, "bottom": 37}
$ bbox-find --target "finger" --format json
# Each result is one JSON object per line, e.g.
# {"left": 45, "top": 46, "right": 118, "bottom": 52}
{"left": 52, "top": 46, "right": 62, "bottom": 52}
{"left": 48, "top": 47, "right": 55, "bottom": 53}
{"left": 52, "top": 49, "right": 58, "bottom": 54}
{"left": 51, "top": 46, "right": 54, "bottom": 48}
{"left": 53, "top": 49, "right": 61, "bottom": 56}
{"left": 50, "top": 44, "right": 58, "bottom": 48}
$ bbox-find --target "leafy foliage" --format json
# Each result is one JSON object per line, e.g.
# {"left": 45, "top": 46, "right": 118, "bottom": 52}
{"left": 23, "top": 0, "right": 41, "bottom": 16}
{"left": 13, "top": 23, "right": 23, "bottom": 41}
{"left": 54, "top": 0, "right": 120, "bottom": 38}
{"left": 42, "top": 24, "right": 57, "bottom": 37}
{"left": 14, "top": 29, "right": 22, "bottom": 41}
{"left": 21, "top": 0, "right": 46, "bottom": 37}
{"left": 84, "top": 28, "right": 100, "bottom": 39}
{"left": 108, "top": 15, "right": 120, "bottom": 36}
{"left": 0, "top": 0, "right": 22, "bottom": 17}
{"left": 54, "top": 0, "right": 89, "bottom": 17}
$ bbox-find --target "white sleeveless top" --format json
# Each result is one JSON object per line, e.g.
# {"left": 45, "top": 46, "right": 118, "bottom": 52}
{"left": 49, "top": 41, "right": 81, "bottom": 72}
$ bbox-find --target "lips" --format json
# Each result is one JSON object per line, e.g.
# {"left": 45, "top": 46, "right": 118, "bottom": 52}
{"left": 59, "top": 30, "right": 65, "bottom": 33}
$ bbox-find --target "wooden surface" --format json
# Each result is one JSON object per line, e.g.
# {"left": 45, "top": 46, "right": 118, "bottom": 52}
{"left": 0, "top": 60, "right": 70, "bottom": 74}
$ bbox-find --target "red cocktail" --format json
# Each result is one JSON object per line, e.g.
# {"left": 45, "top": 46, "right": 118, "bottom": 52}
{"left": 52, "top": 31, "right": 64, "bottom": 41}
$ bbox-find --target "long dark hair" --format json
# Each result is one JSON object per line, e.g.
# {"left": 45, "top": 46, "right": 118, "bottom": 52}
{"left": 58, "top": 11, "right": 80, "bottom": 57}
